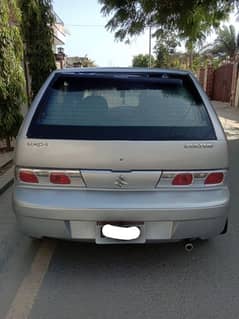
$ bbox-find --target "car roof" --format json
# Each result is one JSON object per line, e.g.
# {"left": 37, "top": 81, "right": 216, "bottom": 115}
{"left": 54, "top": 67, "right": 190, "bottom": 76}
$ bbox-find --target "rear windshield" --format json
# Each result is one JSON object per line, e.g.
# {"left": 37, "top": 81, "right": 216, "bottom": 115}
{"left": 27, "top": 73, "right": 216, "bottom": 140}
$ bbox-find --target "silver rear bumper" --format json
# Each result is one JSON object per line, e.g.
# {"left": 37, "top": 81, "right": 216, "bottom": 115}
{"left": 13, "top": 187, "right": 230, "bottom": 241}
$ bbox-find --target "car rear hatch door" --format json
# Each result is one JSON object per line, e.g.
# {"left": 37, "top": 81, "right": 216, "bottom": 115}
{"left": 16, "top": 71, "right": 228, "bottom": 190}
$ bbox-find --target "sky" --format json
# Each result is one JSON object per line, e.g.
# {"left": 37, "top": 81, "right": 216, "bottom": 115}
{"left": 52, "top": 0, "right": 155, "bottom": 67}
{"left": 52, "top": 0, "right": 238, "bottom": 67}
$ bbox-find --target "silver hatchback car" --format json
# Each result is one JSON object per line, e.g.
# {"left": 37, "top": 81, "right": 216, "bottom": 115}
{"left": 13, "top": 68, "right": 229, "bottom": 244}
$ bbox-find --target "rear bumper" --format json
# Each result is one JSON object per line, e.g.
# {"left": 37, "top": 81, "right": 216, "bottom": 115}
{"left": 13, "top": 186, "right": 230, "bottom": 241}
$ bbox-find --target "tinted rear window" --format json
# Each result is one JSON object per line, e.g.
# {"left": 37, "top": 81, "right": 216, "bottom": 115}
{"left": 27, "top": 73, "right": 216, "bottom": 140}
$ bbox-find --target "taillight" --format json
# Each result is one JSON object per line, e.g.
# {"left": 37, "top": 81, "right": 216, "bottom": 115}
{"left": 50, "top": 173, "right": 71, "bottom": 184}
{"left": 17, "top": 168, "right": 84, "bottom": 187}
{"left": 205, "top": 172, "right": 224, "bottom": 185}
{"left": 172, "top": 173, "right": 193, "bottom": 186}
{"left": 19, "top": 170, "right": 39, "bottom": 183}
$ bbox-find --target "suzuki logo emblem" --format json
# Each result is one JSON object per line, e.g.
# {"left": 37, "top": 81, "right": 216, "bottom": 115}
{"left": 114, "top": 175, "right": 128, "bottom": 188}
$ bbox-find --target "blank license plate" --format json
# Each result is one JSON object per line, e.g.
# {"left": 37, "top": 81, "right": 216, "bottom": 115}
{"left": 96, "top": 222, "right": 145, "bottom": 244}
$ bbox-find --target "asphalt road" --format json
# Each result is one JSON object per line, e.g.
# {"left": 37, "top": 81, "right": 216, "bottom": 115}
{"left": 0, "top": 139, "right": 239, "bottom": 319}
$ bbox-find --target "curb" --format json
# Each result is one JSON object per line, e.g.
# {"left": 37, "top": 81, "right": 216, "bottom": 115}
{"left": 0, "top": 178, "right": 14, "bottom": 195}
{"left": 0, "top": 159, "right": 13, "bottom": 169}
{"left": 0, "top": 164, "right": 14, "bottom": 195}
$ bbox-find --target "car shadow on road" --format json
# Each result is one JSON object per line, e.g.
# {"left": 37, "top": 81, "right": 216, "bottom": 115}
{"left": 47, "top": 236, "right": 220, "bottom": 276}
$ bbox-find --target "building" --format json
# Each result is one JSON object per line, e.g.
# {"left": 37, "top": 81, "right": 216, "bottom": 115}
{"left": 66, "top": 56, "right": 96, "bottom": 68}
{"left": 53, "top": 13, "right": 68, "bottom": 69}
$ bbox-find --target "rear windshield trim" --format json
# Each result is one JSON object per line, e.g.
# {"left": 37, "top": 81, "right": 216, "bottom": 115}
{"left": 27, "top": 73, "right": 217, "bottom": 141}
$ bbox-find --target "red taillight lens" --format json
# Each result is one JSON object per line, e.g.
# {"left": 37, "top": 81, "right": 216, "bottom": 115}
{"left": 50, "top": 173, "right": 71, "bottom": 184}
{"left": 19, "top": 171, "right": 39, "bottom": 183}
{"left": 172, "top": 173, "right": 193, "bottom": 186}
{"left": 205, "top": 172, "right": 224, "bottom": 185}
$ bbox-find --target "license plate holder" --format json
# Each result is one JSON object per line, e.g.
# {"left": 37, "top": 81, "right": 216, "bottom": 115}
{"left": 96, "top": 222, "right": 145, "bottom": 244}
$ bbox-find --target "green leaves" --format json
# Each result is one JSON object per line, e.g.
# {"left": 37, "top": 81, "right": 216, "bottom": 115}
{"left": 0, "top": 0, "right": 25, "bottom": 143}
{"left": 203, "top": 24, "right": 238, "bottom": 60}
{"left": 99, "top": 0, "right": 234, "bottom": 43}
{"left": 132, "top": 54, "right": 155, "bottom": 67}
{"left": 19, "top": 0, "right": 56, "bottom": 98}
{"left": 0, "top": 0, "right": 56, "bottom": 146}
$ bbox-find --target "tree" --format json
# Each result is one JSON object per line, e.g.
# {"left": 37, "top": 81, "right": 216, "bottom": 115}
{"left": 99, "top": 0, "right": 234, "bottom": 44}
{"left": 19, "top": 0, "right": 56, "bottom": 99}
{"left": 66, "top": 55, "right": 96, "bottom": 68}
{"left": 0, "top": 0, "right": 25, "bottom": 150}
{"left": 205, "top": 25, "right": 239, "bottom": 61}
{"left": 78, "top": 56, "right": 96, "bottom": 67}
{"left": 154, "top": 30, "right": 180, "bottom": 68}
{"left": 132, "top": 54, "right": 155, "bottom": 67}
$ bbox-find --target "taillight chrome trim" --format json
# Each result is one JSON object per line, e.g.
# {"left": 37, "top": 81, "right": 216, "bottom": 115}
{"left": 16, "top": 168, "right": 85, "bottom": 187}
{"left": 16, "top": 167, "right": 227, "bottom": 189}
{"left": 157, "top": 170, "right": 227, "bottom": 188}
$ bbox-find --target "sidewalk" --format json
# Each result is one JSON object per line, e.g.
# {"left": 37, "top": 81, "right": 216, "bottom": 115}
{"left": 0, "top": 101, "right": 238, "bottom": 195}
{"left": 0, "top": 151, "right": 14, "bottom": 195}
{"left": 0, "top": 151, "right": 13, "bottom": 168}
{"left": 212, "top": 101, "right": 239, "bottom": 140}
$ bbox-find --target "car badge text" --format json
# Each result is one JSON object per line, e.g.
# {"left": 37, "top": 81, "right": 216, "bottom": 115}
{"left": 27, "top": 142, "right": 48, "bottom": 147}
{"left": 184, "top": 143, "right": 213, "bottom": 149}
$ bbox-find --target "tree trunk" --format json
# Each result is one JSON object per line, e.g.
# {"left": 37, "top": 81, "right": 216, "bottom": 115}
{"left": 189, "top": 51, "right": 193, "bottom": 69}
{"left": 23, "top": 48, "right": 32, "bottom": 107}
{"left": 5, "top": 137, "right": 12, "bottom": 151}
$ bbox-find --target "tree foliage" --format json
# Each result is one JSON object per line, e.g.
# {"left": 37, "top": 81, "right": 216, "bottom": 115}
{"left": 66, "top": 55, "right": 96, "bottom": 68}
{"left": 132, "top": 54, "right": 155, "bottom": 67}
{"left": 20, "top": 0, "right": 56, "bottom": 98}
{"left": 78, "top": 56, "right": 96, "bottom": 67}
{"left": 153, "top": 31, "right": 180, "bottom": 68}
{"left": 0, "top": 0, "right": 25, "bottom": 149}
{"left": 99, "top": 0, "right": 234, "bottom": 43}
{"left": 133, "top": 47, "right": 219, "bottom": 73}
{"left": 204, "top": 25, "right": 239, "bottom": 60}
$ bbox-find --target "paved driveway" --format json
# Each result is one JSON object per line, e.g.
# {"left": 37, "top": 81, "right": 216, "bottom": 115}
{"left": 212, "top": 101, "right": 239, "bottom": 140}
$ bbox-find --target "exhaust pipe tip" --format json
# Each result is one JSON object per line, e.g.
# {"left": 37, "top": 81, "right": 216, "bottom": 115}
{"left": 185, "top": 242, "right": 194, "bottom": 252}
